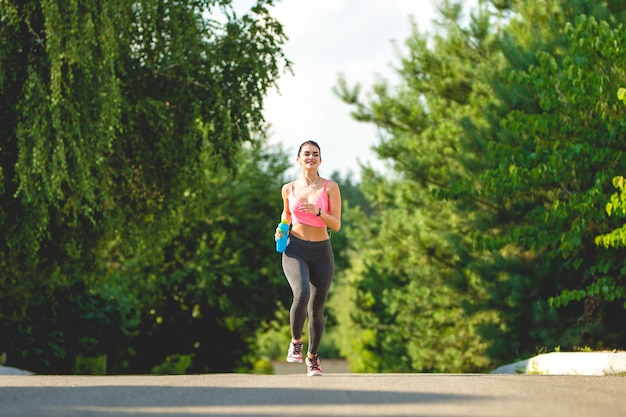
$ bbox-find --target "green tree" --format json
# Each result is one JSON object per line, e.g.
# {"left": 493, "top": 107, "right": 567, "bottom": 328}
{"left": 479, "top": 2, "right": 626, "bottom": 358}
{"left": 0, "top": 0, "right": 288, "bottom": 372}
{"left": 104, "top": 138, "right": 292, "bottom": 374}
{"left": 333, "top": 0, "right": 626, "bottom": 373}
{"left": 331, "top": 0, "right": 501, "bottom": 372}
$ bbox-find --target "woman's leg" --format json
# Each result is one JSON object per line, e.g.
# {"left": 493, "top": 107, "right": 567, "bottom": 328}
{"left": 282, "top": 251, "right": 310, "bottom": 341}
{"left": 306, "top": 243, "right": 334, "bottom": 355}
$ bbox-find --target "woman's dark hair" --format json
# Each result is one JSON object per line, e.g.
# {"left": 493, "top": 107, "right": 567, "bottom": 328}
{"left": 297, "top": 140, "right": 321, "bottom": 156}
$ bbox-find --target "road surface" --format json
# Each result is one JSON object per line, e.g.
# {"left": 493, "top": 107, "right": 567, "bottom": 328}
{"left": 1, "top": 373, "right": 625, "bottom": 416}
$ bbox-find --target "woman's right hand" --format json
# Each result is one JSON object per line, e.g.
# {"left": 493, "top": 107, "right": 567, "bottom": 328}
{"left": 274, "top": 226, "right": 285, "bottom": 241}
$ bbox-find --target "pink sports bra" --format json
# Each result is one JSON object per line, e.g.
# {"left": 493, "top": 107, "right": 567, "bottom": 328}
{"left": 289, "top": 180, "right": 330, "bottom": 228}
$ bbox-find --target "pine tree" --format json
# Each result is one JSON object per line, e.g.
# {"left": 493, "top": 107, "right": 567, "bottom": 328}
{"left": 331, "top": 0, "right": 502, "bottom": 372}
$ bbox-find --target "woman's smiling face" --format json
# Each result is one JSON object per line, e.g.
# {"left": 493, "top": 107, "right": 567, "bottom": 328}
{"left": 298, "top": 143, "right": 321, "bottom": 170}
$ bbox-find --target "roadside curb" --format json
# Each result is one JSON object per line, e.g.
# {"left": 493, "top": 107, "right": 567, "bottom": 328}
{"left": 0, "top": 366, "right": 34, "bottom": 376}
{"left": 491, "top": 351, "right": 626, "bottom": 375}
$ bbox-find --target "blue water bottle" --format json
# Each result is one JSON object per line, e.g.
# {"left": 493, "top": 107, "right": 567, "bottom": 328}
{"left": 276, "top": 219, "right": 289, "bottom": 253}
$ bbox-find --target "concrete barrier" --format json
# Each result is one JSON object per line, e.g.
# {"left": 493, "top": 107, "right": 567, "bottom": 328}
{"left": 0, "top": 366, "right": 34, "bottom": 376}
{"left": 491, "top": 351, "right": 626, "bottom": 375}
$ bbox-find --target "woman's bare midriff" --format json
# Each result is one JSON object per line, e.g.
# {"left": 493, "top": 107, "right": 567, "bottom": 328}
{"left": 290, "top": 224, "right": 329, "bottom": 242}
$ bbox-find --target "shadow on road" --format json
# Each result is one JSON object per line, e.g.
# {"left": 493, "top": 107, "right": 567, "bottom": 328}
{"left": 0, "top": 383, "right": 490, "bottom": 416}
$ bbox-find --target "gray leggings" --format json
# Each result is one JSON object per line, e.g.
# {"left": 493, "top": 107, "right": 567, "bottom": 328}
{"left": 282, "top": 235, "right": 334, "bottom": 355}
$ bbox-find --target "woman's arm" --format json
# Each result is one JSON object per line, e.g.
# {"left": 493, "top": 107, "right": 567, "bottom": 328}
{"left": 280, "top": 183, "right": 292, "bottom": 225}
{"left": 320, "top": 180, "right": 341, "bottom": 232}
{"left": 275, "top": 183, "right": 292, "bottom": 241}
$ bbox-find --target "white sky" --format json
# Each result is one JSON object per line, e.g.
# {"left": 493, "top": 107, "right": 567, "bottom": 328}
{"left": 234, "top": 0, "right": 477, "bottom": 179}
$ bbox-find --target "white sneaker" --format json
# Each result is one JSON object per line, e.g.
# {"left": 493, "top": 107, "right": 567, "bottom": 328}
{"left": 305, "top": 355, "right": 323, "bottom": 376}
{"left": 286, "top": 342, "right": 303, "bottom": 363}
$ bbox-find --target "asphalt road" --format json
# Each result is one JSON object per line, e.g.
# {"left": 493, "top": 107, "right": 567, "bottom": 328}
{"left": 1, "top": 373, "right": 625, "bottom": 417}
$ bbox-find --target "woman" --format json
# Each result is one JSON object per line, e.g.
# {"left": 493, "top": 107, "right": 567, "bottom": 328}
{"left": 275, "top": 140, "right": 342, "bottom": 376}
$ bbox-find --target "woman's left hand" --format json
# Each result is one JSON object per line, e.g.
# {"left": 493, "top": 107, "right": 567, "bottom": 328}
{"left": 300, "top": 203, "right": 319, "bottom": 215}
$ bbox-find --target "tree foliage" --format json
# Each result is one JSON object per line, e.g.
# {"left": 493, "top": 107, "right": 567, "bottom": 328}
{"left": 0, "top": 0, "right": 289, "bottom": 372}
{"left": 481, "top": 5, "right": 626, "bottom": 356}
{"left": 103, "top": 139, "right": 292, "bottom": 373}
{"left": 333, "top": 0, "right": 626, "bottom": 372}
{"left": 5, "top": 0, "right": 626, "bottom": 375}
{"left": 331, "top": 0, "right": 500, "bottom": 372}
